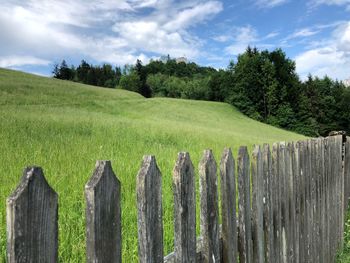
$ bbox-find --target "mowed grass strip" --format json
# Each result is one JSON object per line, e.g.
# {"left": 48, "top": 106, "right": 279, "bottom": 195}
{"left": 0, "top": 68, "right": 305, "bottom": 262}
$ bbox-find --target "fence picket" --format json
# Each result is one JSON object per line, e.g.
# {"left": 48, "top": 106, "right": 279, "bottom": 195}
{"left": 6, "top": 167, "right": 58, "bottom": 263}
{"left": 305, "top": 140, "right": 312, "bottom": 262}
{"left": 335, "top": 135, "right": 344, "bottom": 249}
{"left": 298, "top": 141, "right": 306, "bottom": 263}
{"left": 237, "top": 146, "right": 252, "bottom": 263}
{"left": 345, "top": 137, "right": 350, "bottom": 211}
{"left": 324, "top": 138, "right": 331, "bottom": 262}
{"left": 252, "top": 145, "right": 264, "bottom": 263}
{"left": 85, "top": 161, "right": 121, "bottom": 263}
{"left": 278, "top": 142, "right": 288, "bottom": 263}
{"left": 286, "top": 143, "right": 294, "bottom": 263}
{"left": 271, "top": 143, "right": 282, "bottom": 262}
{"left": 292, "top": 142, "right": 300, "bottom": 263}
{"left": 310, "top": 140, "right": 317, "bottom": 263}
{"left": 173, "top": 152, "right": 196, "bottom": 263}
{"left": 199, "top": 149, "right": 220, "bottom": 263}
{"left": 137, "top": 155, "right": 164, "bottom": 263}
{"left": 262, "top": 144, "right": 274, "bottom": 263}
{"left": 220, "top": 148, "right": 238, "bottom": 263}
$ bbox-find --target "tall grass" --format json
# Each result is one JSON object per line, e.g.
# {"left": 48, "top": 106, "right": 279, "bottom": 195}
{"left": 0, "top": 68, "right": 305, "bottom": 261}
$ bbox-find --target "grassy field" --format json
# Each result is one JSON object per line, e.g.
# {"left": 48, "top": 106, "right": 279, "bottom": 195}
{"left": 0, "top": 68, "right": 306, "bottom": 262}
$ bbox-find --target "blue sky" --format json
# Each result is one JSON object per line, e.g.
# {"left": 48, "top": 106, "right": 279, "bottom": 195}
{"left": 1, "top": 0, "right": 350, "bottom": 80}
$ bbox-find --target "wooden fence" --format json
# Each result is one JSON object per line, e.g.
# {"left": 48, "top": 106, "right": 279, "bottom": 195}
{"left": 5, "top": 135, "right": 350, "bottom": 262}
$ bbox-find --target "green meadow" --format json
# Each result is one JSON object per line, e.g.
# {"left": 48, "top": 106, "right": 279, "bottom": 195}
{"left": 0, "top": 68, "right": 306, "bottom": 261}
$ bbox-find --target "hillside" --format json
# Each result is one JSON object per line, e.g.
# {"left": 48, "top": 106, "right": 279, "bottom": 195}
{"left": 0, "top": 68, "right": 305, "bottom": 261}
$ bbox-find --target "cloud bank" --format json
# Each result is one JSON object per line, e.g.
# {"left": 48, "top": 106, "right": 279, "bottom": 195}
{"left": 0, "top": 0, "right": 223, "bottom": 67}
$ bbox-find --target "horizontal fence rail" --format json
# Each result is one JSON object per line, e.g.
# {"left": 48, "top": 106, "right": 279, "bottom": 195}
{"left": 5, "top": 135, "right": 350, "bottom": 262}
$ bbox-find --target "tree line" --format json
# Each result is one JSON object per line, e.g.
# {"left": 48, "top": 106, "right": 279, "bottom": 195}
{"left": 52, "top": 48, "right": 350, "bottom": 137}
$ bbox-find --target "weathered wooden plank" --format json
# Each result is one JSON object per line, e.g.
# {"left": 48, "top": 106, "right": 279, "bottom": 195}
{"left": 173, "top": 152, "right": 196, "bottom": 263}
{"left": 271, "top": 143, "right": 281, "bottom": 262}
{"left": 6, "top": 167, "right": 58, "bottom": 263}
{"left": 164, "top": 237, "right": 205, "bottom": 263}
{"left": 319, "top": 138, "right": 327, "bottom": 263}
{"left": 278, "top": 142, "right": 288, "bottom": 263}
{"left": 316, "top": 138, "right": 325, "bottom": 263}
{"left": 251, "top": 145, "right": 264, "bottom": 263}
{"left": 334, "top": 135, "right": 341, "bottom": 251}
{"left": 286, "top": 143, "right": 294, "bottom": 263}
{"left": 345, "top": 138, "right": 350, "bottom": 212}
{"left": 137, "top": 155, "right": 164, "bottom": 263}
{"left": 321, "top": 137, "right": 328, "bottom": 263}
{"left": 310, "top": 139, "right": 317, "bottom": 263}
{"left": 314, "top": 139, "right": 319, "bottom": 262}
{"left": 327, "top": 136, "right": 336, "bottom": 260}
{"left": 199, "top": 149, "right": 220, "bottom": 263}
{"left": 262, "top": 144, "right": 273, "bottom": 263}
{"left": 298, "top": 141, "right": 306, "bottom": 263}
{"left": 335, "top": 135, "right": 344, "bottom": 249}
{"left": 328, "top": 135, "right": 338, "bottom": 257}
{"left": 324, "top": 137, "right": 331, "bottom": 263}
{"left": 237, "top": 146, "right": 252, "bottom": 263}
{"left": 220, "top": 148, "right": 238, "bottom": 263}
{"left": 292, "top": 142, "right": 300, "bottom": 263}
{"left": 85, "top": 161, "right": 121, "bottom": 263}
{"left": 305, "top": 140, "right": 312, "bottom": 262}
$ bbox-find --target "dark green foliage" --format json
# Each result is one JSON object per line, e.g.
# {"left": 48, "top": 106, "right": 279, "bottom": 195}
{"left": 52, "top": 60, "right": 75, "bottom": 80}
{"left": 226, "top": 46, "right": 350, "bottom": 136}
{"left": 53, "top": 60, "right": 120, "bottom": 88}
{"left": 135, "top": 60, "right": 152, "bottom": 98}
{"left": 119, "top": 72, "right": 141, "bottom": 92}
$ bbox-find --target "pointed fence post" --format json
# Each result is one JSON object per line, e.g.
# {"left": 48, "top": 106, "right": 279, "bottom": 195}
{"left": 237, "top": 146, "right": 252, "bottom": 263}
{"left": 318, "top": 138, "right": 326, "bottom": 263}
{"left": 85, "top": 161, "right": 122, "bottom": 263}
{"left": 173, "top": 152, "right": 196, "bottom": 263}
{"left": 286, "top": 143, "right": 295, "bottom": 263}
{"left": 271, "top": 143, "right": 282, "bottom": 262}
{"left": 303, "top": 140, "right": 313, "bottom": 262}
{"left": 335, "top": 135, "right": 344, "bottom": 249}
{"left": 345, "top": 137, "right": 350, "bottom": 211}
{"left": 220, "top": 148, "right": 238, "bottom": 263}
{"left": 251, "top": 145, "right": 264, "bottom": 263}
{"left": 292, "top": 142, "right": 301, "bottom": 263}
{"left": 291, "top": 142, "right": 302, "bottom": 263}
{"left": 324, "top": 138, "right": 331, "bottom": 262}
{"left": 137, "top": 155, "right": 164, "bottom": 263}
{"left": 199, "top": 149, "right": 220, "bottom": 263}
{"left": 312, "top": 139, "right": 319, "bottom": 263}
{"left": 6, "top": 167, "right": 58, "bottom": 263}
{"left": 262, "top": 144, "right": 274, "bottom": 263}
{"left": 278, "top": 142, "right": 289, "bottom": 263}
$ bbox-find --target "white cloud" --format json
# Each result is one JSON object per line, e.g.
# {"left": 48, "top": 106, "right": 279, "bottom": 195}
{"left": 264, "top": 31, "right": 280, "bottom": 39}
{"left": 255, "top": 0, "right": 289, "bottom": 8}
{"left": 309, "top": 0, "right": 350, "bottom": 10}
{"left": 0, "top": 0, "right": 223, "bottom": 68}
{"left": 310, "top": 0, "right": 350, "bottom": 6}
{"left": 225, "top": 26, "right": 258, "bottom": 55}
{"left": 289, "top": 28, "right": 320, "bottom": 38}
{"left": 281, "top": 28, "right": 320, "bottom": 43}
{"left": 113, "top": 21, "right": 197, "bottom": 58}
{"left": 0, "top": 55, "right": 50, "bottom": 68}
{"left": 212, "top": 35, "right": 231, "bottom": 42}
{"left": 163, "top": 1, "right": 222, "bottom": 31}
{"left": 295, "top": 21, "right": 350, "bottom": 80}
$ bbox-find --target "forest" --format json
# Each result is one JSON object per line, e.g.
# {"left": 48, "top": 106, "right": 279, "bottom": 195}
{"left": 53, "top": 47, "right": 350, "bottom": 137}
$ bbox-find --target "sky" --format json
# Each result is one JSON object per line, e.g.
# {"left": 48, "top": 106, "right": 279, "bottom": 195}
{"left": 0, "top": 0, "right": 350, "bottom": 80}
